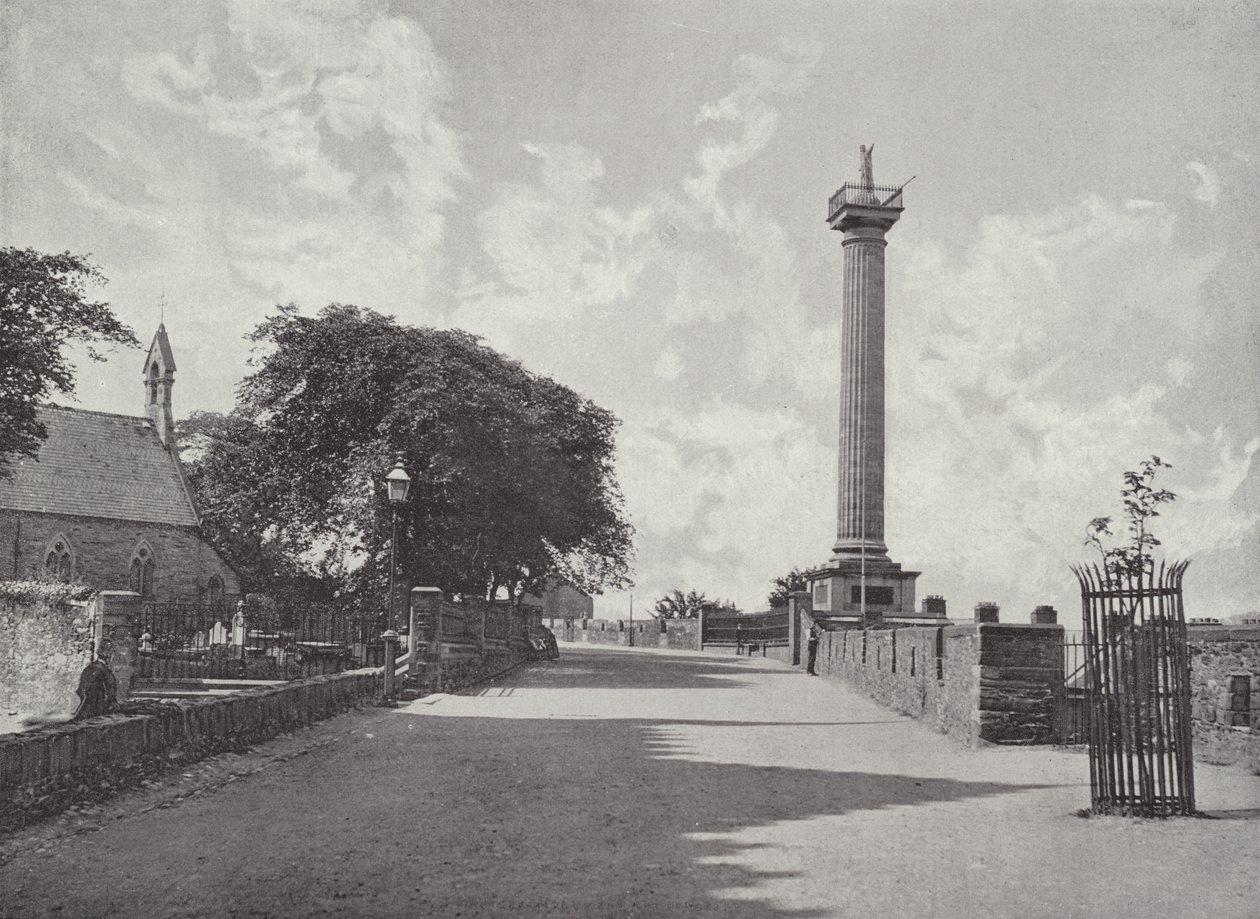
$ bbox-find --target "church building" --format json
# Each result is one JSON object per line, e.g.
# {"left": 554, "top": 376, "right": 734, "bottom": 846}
{"left": 0, "top": 326, "right": 241, "bottom": 604}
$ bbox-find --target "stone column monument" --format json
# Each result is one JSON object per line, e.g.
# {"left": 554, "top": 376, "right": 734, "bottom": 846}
{"left": 809, "top": 147, "right": 923, "bottom": 627}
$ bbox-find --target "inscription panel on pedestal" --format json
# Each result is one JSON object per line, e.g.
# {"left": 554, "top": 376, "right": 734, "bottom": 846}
{"left": 850, "top": 585, "right": 895, "bottom": 606}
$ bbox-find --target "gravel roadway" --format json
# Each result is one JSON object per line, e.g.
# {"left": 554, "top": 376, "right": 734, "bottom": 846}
{"left": 1, "top": 644, "right": 1258, "bottom": 918}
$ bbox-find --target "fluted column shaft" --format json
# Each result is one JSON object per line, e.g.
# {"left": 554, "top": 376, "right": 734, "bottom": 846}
{"left": 833, "top": 224, "right": 889, "bottom": 559}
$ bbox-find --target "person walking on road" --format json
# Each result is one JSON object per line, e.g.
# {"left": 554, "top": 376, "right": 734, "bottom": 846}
{"left": 806, "top": 624, "right": 820, "bottom": 676}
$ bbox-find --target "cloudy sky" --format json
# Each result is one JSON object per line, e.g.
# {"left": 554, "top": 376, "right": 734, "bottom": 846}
{"left": 2, "top": 1, "right": 1257, "bottom": 624}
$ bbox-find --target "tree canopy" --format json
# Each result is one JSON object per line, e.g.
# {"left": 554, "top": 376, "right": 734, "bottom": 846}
{"left": 652, "top": 588, "right": 739, "bottom": 619}
{"left": 180, "top": 304, "right": 634, "bottom": 608}
{"left": 767, "top": 567, "right": 809, "bottom": 608}
{"left": 0, "top": 248, "right": 138, "bottom": 478}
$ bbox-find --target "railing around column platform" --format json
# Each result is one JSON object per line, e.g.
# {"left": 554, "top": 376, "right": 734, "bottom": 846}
{"left": 828, "top": 183, "right": 905, "bottom": 221}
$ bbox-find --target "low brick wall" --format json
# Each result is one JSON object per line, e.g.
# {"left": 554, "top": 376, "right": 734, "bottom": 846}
{"left": 0, "top": 669, "right": 380, "bottom": 830}
{"left": 1188, "top": 626, "right": 1260, "bottom": 771}
{"left": 0, "top": 593, "right": 96, "bottom": 718}
{"left": 811, "top": 623, "right": 1063, "bottom": 746}
{"left": 547, "top": 618, "right": 700, "bottom": 651}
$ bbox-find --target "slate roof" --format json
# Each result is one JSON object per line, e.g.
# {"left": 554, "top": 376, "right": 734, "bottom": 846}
{"left": 0, "top": 405, "right": 200, "bottom": 527}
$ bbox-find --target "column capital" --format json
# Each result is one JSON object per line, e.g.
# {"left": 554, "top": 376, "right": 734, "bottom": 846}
{"left": 840, "top": 225, "right": 891, "bottom": 246}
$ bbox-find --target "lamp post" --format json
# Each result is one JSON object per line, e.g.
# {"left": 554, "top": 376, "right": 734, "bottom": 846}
{"left": 385, "top": 458, "right": 411, "bottom": 633}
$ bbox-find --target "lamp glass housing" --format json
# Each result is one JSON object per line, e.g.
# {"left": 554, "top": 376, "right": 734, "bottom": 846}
{"left": 385, "top": 461, "right": 411, "bottom": 504}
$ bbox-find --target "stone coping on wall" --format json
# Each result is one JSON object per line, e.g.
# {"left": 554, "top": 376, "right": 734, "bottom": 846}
{"left": 1, "top": 667, "right": 383, "bottom": 792}
{"left": 1187, "top": 626, "right": 1260, "bottom": 642}
{"left": 939, "top": 622, "right": 1065, "bottom": 636}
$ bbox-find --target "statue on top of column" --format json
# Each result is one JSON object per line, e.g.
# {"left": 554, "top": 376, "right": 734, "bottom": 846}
{"left": 859, "top": 144, "right": 875, "bottom": 188}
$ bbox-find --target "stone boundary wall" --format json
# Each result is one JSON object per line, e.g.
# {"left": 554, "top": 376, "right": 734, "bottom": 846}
{"left": 410, "top": 650, "right": 527, "bottom": 696}
{"left": 2, "top": 637, "right": 539, "bottom": 830}
{"left": 1188, "top": 627, "right": 1260, "bottom": 772}
{"left": 546, "top": 617, "right": 700, "bottom": 651}
{"left": 0, "top": 592, "right": 96, "bottom": 719}
{"left": 811, "top": 623, "right": 1064, "bottom": 746}
{"left": 1, "top": 669, "right": 381, "bottom": 829}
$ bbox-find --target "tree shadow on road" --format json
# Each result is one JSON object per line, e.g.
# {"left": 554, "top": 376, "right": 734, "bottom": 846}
{"left": 0, "top": 648, "right": 1052, "bottom": 919}
{"left": 0, "top": 708, "right": 1055, "bottom": 919}
{"left": 160, "top": 710, "right": 1046, "bottom": 919}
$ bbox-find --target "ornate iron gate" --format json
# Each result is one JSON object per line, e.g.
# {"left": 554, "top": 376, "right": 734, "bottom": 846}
{"left": 1071, "top": 561, "right": 1195, "bottom": 816}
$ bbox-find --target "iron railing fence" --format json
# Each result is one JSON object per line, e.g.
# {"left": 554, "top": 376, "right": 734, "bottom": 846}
{"left": 1071, "top": 560, "right": 1195, "bottom": 817}
{"left": 1056, "top": 636, "right": 1089, "bottom": 745}
{"left": 702, "top": 610, "right": 790, "bottom": 646}
{"left": 828, "top": 183, "right": 905, "bottom": 220}
{"left": 137, "top": 600, "right": 380, "bottom": 682}
{"left": 136, "top": 601, "right": 236, "bottom": 680}
{"left": 138, "top": 595, "right": 539, "bottom": 685}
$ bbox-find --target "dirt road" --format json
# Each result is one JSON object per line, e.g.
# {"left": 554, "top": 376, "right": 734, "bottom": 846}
{"left": 2, "top": 645, "right": 1257, "bottom": 918}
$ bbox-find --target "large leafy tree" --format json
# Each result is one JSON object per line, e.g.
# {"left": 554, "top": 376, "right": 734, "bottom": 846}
{"left": 767, "top": 567, "right": 809, "bottom": 608}
{"left": 652, "top": 589, "right": 739, "bottom": 619}
{"left": 181, "top": 304, "right": 634, "bottom": 607}
{"left": 0, "top": 248, "right": 138, "bottom": 477}
{"left": 177, "top": 410, "right": 331, "bottom": 600}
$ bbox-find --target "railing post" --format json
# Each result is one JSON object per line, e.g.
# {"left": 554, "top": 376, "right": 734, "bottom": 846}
{"left": 381, "top": 629, "right": 399, "bottom": 700}
{"left": 233, "top": 600, "right": 248, "bottom": 679}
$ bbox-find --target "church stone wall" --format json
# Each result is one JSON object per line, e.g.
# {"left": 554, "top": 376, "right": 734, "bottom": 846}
{"left": 0, "top": 511, "right": 240, "bottom": 604}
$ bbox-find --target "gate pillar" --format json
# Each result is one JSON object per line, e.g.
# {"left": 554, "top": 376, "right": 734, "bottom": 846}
{"left": 93, "top": 591, "right": 141, "bottom": 702}
{"left": 409, "top": 587, "right": 444, "bottom": 680}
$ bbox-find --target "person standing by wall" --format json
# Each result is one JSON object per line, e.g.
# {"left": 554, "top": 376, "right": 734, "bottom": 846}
{"left": 806, "top": 624, "right": 821, "bottom": 676}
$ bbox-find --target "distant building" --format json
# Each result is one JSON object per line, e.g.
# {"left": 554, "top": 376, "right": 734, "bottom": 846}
{"left": 524, "top": 578, "right": 594, "bottom": 619}
{"left": 0, "top": 326, "right": 241, "bottom": 604}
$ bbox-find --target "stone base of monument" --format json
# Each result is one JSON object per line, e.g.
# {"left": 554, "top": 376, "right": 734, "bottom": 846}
{"left": 805, "top": 557, "right": 947, "bottom": 628}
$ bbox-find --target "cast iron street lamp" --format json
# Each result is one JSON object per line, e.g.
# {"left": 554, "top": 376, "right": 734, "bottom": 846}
{"left": 385, "top": 458, "right": 411, "bottom": 632}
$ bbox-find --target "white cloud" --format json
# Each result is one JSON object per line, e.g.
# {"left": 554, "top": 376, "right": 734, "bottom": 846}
{"left": 885, "top": 192, "right": 1255, "bottom": 620}
{"left": 1166, "top": 356, "right": 1193, "bottom": 387}
{"left": 684, "top": 44, "right": 819, "bottom": 224}
{"left": 654, "top": 350, "right": 684, "bottom": 381}
{"left": 455, "top": 43, "right": 846, "bottom": 610}
{"left": 454, "top": 143, "right": 654, "bottom": 336}
{"left": 108, "top": 3, "right": 465, "bottom": 316}
{"left": 617, "top": 399, "right": 834, "bottom": 605}
{"left": 1186, "top": 160, "right": 1221, "bottom": 206}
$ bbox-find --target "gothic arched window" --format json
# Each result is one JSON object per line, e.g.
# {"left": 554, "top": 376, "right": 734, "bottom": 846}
{"left": 206, "top": 574, "right": 224, "bottom": 607}
{"left": 129, "top": 541, "right": 156, "bottom": 598}
{"left": 43, "top": 534, "right": 74, "bottom": 582}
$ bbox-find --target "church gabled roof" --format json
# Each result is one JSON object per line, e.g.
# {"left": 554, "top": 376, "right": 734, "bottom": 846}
{"left": 144, "top": 323, "right": 177, "bottom": 374}
{"left": 0, "top": 405, "right": 200, "bottom": 527}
